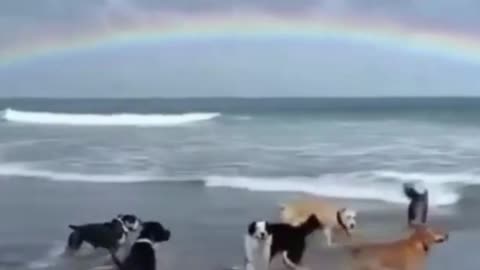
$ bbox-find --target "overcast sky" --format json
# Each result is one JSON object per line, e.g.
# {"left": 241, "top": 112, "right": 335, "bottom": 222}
{"left": 1, "top": 0, "right": 480, "bottom": 97}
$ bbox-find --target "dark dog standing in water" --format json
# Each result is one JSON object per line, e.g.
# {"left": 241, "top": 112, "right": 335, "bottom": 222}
{"left": 67, "top": 214, "right": 141, "bottom": 254}
{"left": 403, "top": 182, "right": 429, "bottom": 225}
{"left": 110, "top": 221, "right": 171, "bottom": 270}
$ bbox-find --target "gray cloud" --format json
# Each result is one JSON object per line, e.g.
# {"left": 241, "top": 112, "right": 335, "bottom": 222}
{"left": 2, "top": 0, "right": 480, "bottom": 21}
{"left": 2, "top": 0, "right": 479, "bottom": 40}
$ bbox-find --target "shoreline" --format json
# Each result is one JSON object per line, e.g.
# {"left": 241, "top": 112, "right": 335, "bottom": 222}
{"left": 0, "top": 180, "right": 473, "bottom": 270}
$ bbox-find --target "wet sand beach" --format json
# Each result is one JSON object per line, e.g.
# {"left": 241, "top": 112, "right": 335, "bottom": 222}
{"left": 0, "top": 179, "right": 476, "bottom": 270}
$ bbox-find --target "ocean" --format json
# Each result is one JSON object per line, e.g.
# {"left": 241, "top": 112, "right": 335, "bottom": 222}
{"left": 0, "top": 97, "right": 479, "bottom": 270}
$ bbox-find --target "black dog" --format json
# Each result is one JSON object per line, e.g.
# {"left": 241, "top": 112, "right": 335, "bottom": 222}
{"left": 110, "top": 221, "right": 171, "bottom": 270}
{"left": 403, "top": 182, "right": 429, "bottom": 225}
{"left": 268, "top": 214, "right": 322, "bottom": 269}
{"left": 67, "top": 214, "right": 141, "bottom": 253}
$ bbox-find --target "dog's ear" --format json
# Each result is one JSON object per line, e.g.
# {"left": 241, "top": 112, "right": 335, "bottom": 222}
{"left": 152, "top": 223, "right": 170, "bottom": 242}
{"left": 265, "top": 222, "right": 272, "bottom": 234}
{"left": 141, "top": 223, "right": 157, "bottom": 240}
{"left": 248, "top": 222, "right": 256, "bottom": 235}
{"left": 306, "top": 214, "right": 320, "bottom": 226}
{"left": 140, "top": 222, "right": 167, "bottom": 242}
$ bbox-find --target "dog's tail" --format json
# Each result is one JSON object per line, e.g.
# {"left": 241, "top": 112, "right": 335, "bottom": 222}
{"left": 67, "top": 230, "right": 83, "bottom": 251}
{"left": 108, "top": 250, "right": 124, "bottom": 270}
{"left": 68, "top": 225, "right": 80, "bottom": 231}
{"left": 299, "top": 214, "right": 322, "bottom": 234}
{"left": 403, "top": 181, "right": 427, "bottom": 200}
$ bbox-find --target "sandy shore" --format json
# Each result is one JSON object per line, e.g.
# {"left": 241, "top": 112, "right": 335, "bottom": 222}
{"left": 0, "top": 180, "right": 476, "bottom": 270}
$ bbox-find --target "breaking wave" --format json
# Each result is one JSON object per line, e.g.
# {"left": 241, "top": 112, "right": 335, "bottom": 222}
{"left": 204, "top": 173, "right": 463, "bottom": 206}
{"left": 0, "top": 161, "right": 469, "bottom": 206}
{"left": 0, "top": 164, "right": 154, "bottom": 183}
{"left": 2, "top": 108, "right": 220, "bottom": 126}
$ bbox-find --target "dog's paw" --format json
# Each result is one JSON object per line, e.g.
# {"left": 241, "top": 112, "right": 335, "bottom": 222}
{"left": 91, "top": 266, "right": 114, "bottom": 270}
{"left": 224, "top": 265, "right": 243, "bottom": 270}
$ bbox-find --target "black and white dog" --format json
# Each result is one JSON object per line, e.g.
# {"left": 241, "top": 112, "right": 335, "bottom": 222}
{"left": 67, "top": 214, "right": 141, "bottom": 253}
{"left": 109, "top": 221, "right": 171, "bottom": 270}
{"left": 245, "top": 221, "right": 272, "bottom": 270}
{"left": 403, "top": 181, "right": 429, "bottom": 225}
{"left": 245, "top": 214, "right": 322, "bottom": 270}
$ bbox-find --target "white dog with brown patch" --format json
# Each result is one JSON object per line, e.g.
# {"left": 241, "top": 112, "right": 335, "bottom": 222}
{"left": 279, "top": 197, "right": 357, "bottom": 246}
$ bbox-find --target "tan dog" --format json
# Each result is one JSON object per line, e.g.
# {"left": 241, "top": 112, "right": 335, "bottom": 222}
{"left": 345, "top": 225, "right": 448, "bottom": 270}
{"left": 279, "top": 197, "right": 357, "bottom": 246}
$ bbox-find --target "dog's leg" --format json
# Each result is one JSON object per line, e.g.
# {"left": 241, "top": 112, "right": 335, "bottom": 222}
{"left": 66, "top": 231, "right": 83, "bottom": 252}
{"left": 262, "top": 236, "right": 272, "bottom": 267}
{"left": 244, "top": 235, "right": 254, "bottom": 265}
{"left": 282, "top": 250, "right": 308, "bottom": 270}
{"left": 244, "top": 235, "right": 256, "bottom": 270}
{"left": 108, "top": 248, "right": 124, "bottom": 270}
{"left": 421, "top": 199, "right": 429, "bottom": 224}
{"left": 245, "top": 262, "right": 255, "bottom": 270}
{"left": 323, "top": 228, "right": 333, "bottom": 246}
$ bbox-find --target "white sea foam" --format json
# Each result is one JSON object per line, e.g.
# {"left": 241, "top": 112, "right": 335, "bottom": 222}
{"left": 0, "top": 164, "right": 154, "bottom": 183}
{"left": 0, "top": 161, "right": 467, "bottom": 206}
{"left": 27, "top": 241, "right": 65, "bottom": 269}
{"left": 204, "top": 174, "right": 460, "bottom": 206}
{"left": 2, "top": 108, "right": 220, "bottom": 126}
{"left": 373, "top": 170, "right": 480, "bottom": 184}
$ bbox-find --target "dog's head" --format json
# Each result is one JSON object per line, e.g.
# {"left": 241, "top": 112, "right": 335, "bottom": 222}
{"left": 248, "top": 221, "right": 271, "bottom": 241}
{"left": 117, "top": 214, "right": 141, "bottom": 232}
{"left": 337, "top": 208, "right": 357, "bottom": 233}
{"left": 139, "top": 221, "right": 171, "bottom": 243}
{"left": 409, "top": 224, "right": 448, "bottom": 252}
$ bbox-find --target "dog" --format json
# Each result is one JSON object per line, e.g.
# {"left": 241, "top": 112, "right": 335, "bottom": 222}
{"left": 109, "top": 221, "right": 171, "bottom": 270}
{"left": 245, "top": 214, "right": 322, "bottom": 270}
{"left": 403, "top": 182, "right": 429, "bottom": 225}
{"left": 67, "top": 214, "right": 141, "bottom": 253}
{"left": 345, "top": 224, "right": 448, "bottom": 270}
{"left": 279, "top": 197, "right": 357, "bottom": 246}
{"left": 244, "top": 221, "right": 272, "bottom": 270}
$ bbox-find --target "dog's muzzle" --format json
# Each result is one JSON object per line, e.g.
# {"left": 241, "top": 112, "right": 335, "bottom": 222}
{"left": 435, "top": 233, "right": 449, "bottom": 243}
{"left": 165, "top": 229, "right": 171, "bottom": 241}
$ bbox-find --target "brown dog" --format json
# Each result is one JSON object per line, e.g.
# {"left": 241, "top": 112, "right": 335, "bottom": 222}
{"left": 345, "top": 225, "right": 448, "bottom": 270}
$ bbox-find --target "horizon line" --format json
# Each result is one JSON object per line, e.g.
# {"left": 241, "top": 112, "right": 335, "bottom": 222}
{"left": 1, "top": 96, "right": 480, "bottom": 100}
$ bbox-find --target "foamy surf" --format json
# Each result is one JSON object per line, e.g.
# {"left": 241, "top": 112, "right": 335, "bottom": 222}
{"left": 0, "top": 164, "right": 154, "bottom": 183}
{"left": 0, "top": 161, "right": 465, "bottom": 206}
{"left": 204, "top": 174, "right": 460, "bottom": 206}
{"left": 373, "top": 170, "right": 480, "bottom": 184}
{"left": 2, "top": 108, "right": 220, "bottom": 126}
{"left": 27, "top": 241, "right": 65, "bottom": 269}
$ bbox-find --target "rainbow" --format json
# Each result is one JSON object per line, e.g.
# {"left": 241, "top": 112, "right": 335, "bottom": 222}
{"left": 2, "top": 14, "right": 480, "bottom": 67}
